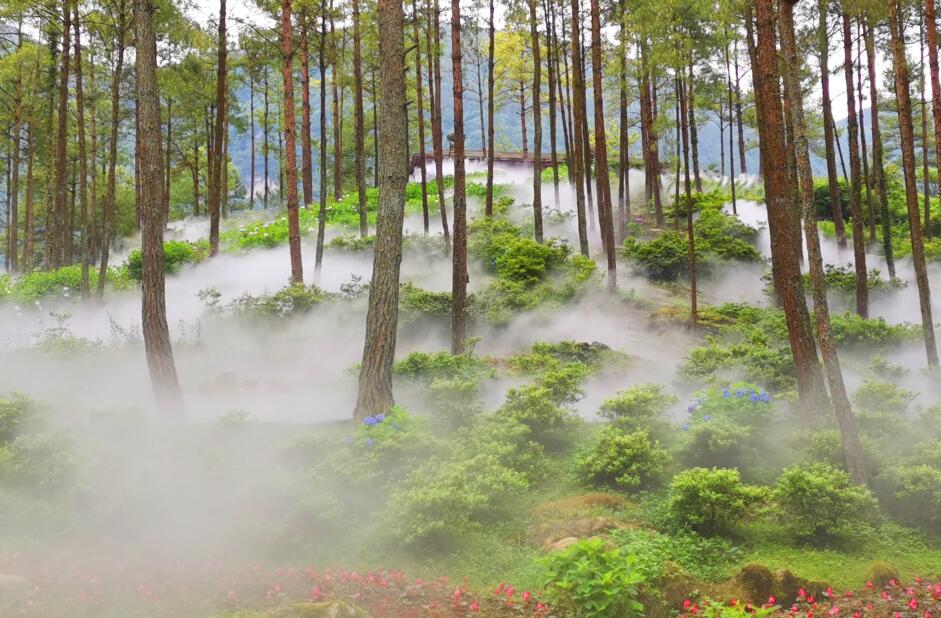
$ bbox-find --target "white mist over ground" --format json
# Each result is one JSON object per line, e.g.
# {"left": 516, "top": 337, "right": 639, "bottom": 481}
{"left": 1, "top": 163, "right": 939, "bottom": 615}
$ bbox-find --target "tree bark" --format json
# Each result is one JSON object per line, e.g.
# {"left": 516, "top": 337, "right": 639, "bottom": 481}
{"left": 929, "top": 0, "right": 941, "bottom": 243}
{"left": 282, "top": 0, "right": 304, "bottom": 284}
{"left": 687, "top": 62, "right": 702, "bottom": 193}
{"left": 818, "top": 0, "right": 847, "bottom": 248}
{"left": 753, "top": 0, "right": 828, "bottom": 417}
{"left": 678, "top": 73, "right": 696, "bottom": 323}
{"left": 544, "top": 0, "right": 560, "bottom": 204}
{"left": 300, "top": 12, "right": 314, "bottom": 207}
{"left": 330, "top": 2, "right": 343, "bottom": 200}
{"left": 73, "top": 3, "right": 91, "bottom": 296}
{"left": 51, "top": 0, "right": 72, "bottom": 268}
{"left": 485, "top": 0, "right": 496, "bottom": 217}
{"left": 864, "top": 20, "right": 893, "bottom": 277}
{"left": 412, "top": 0, "right": 429, "bottom": 234}
{"left": 888, "top": 0, "right": 940, "bottom": 368}
{"left": 451, "top": 0, "right": 468, "bottom": 354}
{"left": 263, "top": 68, "right": 270, "bottom": 209}
{"left": 354, "top": 0, "right": 409, "bottom": 419}
{"left": 589, "top": 0, "right": 614, "bottom": 287}
{"left": 529, "top": 0, "right": 543, "bottom": 242}
{"left": 841, "top": 6, "right": 868, "bottom": 317}
{"left": 316, "top": 1, "right": 329, "bottom": 272}
{"left": 569, "top": 0, "right": 589, "bottom": 255}
{"left": 921, "top": 12, "right": 931, "bottom": 240}
{"left": 353, "top": 0, "right": 368, "bottom": 236}
{"left": 427, "top": 0, "right": 450, "bottom": 250}
{"left": 134, "top": 0, "right": 183, "bottom": 408}
{"left": 98, "top": 0, "right": 126, "bottom": 296}
{"left": 208, "top": 0, "right": 227, "bottom": 257}
{"left": 780, "top": 0, "right": 865, "bottom": 484}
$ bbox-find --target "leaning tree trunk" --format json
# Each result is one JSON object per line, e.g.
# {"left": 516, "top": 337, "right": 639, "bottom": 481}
{"left": 134, "top": 0, "right": 183, "bottom": 408}
{"left": 753, "top": 0, "right": 829, "bottom": 418}
{"left": 282, "top": 0, "right": 303, "bottom": 283}
{"left": 780, "top": 0, "right": 865, "bottom": 485}
{"left": 353, "top": 0, "right": 410, "bottom": 419}
{"left": 841, "top": 5, "right": 868, "bottom": 317}
{"left": 888, "top": 0, "right": 940, "bottom": 368}
{"left": 450, "top": 0, "right": 468, "bottom": 354}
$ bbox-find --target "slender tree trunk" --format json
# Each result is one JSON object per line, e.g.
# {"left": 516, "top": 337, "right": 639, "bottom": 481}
{"left": 330, "top": 2, "right": 343, "bottom": 200}
{"left": 687, "top": 62, "right": 702, "bottom": 193}
{"left": 73, "top": 4, "right": 91, "bottom": 296}
{"left": 544, "top": 0, "right": 560, "bottom": 204}
{"left": 165, "top": 100, "right": 172, "bottom": 223}
{"left": 589, "top": 0, "right": 614, "bottom": 287}
{"left": 450, "top": 0, "right": 468, "bottom": 354}
{"left": 282, "top": 0, "right": 304, "bottom": 284}
{"left": 929, "top": 0, "right": 941, "bottom": 242}
{"left": 921, "top": 10, "right": 932, "bottom": 240}
{"left": 193, "top": 144, "right": 200, "bottom": 216}
{"left": 208, "top": 0, "right": 227, "bottom": 257}
{"left": 316, "top": 1, "right": 329, "bottom": 272}
{"left": 617, "top": 1, "right": 628, "bottom": 240}
{"left": 678, "top": 73, "right": 696, "bottom": 323}
{"left": 569, "top": 0, "right": 589, "bottom": 255}
{"left": 353, "top": 0, "right": 368, "bottom": 236}
{"left": 841, "top": 6, "right": 868, "bottom": 317}
{"left": 888, "top": 0, "right": 940, "bottom": 368}
{"left": 412, "top": 0, "right": 429, "bottom": 234}
{"left": 427, "top": 0, "right": 450, "bottom": 250}
{"left": 98, "top": 0, "right": 126, "bottom": 296}
{"left": 250, "top": 70, "right": 255, "bottom": 210}
{"left": 263, "top": 68, "right": 270, "bottom": 209}
{"left": 856, "top": 18, "right": 874, "bottom": 242}
{"left": 24, "top": 125, "right": 33, "bottom": 271}
{"left": 300, "top": 13, "right": 314, "bottom": 207}
{"left": 725, "top": 38, "right": 737, "bottom": 215}
{"left": 354, "top": 0, "right": 409, "bottom": 419}
{"left": 8, "top": 67, "right": 21, "bottom": 273}
{"left": 865, "top": 21, "right": 893, "bottom": 276}
{"left": 819, "top": 0, "right": 847, "bottom": 248}
{"left": 753, "top": 0, "right": 828, "bottom": 417}
{"left": 529, "top": 0, "right": 543, "bottom": 242}
{"left": 780, "top": 0, "right": 865, "bottom": 485}
{"left": 520, "top": 82, "right": 528, "bottom": 156}
{"left": 134, "top": 0, "right": 183, "bottom": 408}
{"left": 734, "top": 41, "right": 746, "bottom": 175}
{"left": 51, "top": 0, "right": 72, "bottom": 268}
{"left": 485, "top": 0, "right": 496, "bottom": 216}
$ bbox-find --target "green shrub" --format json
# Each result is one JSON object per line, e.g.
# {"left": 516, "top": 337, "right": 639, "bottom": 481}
{"left": 0, "top": 394, "right": 35, "bottom": 446}
{"left": 229, "top": 284, "right": 330, "bottom": 318}
{"left": 541, "top": 538, "right": 645, "bottom": 617}
{"left": 774, "top": 463, "right": 877, "bottom": 542}
{"left": 878, "top": 464, "right": 941, "bottom": 535}
{"left": 126, "top": 240, "right": 209, "bottom": 280}
{"left": 326, "top": 235, "right": 375, "bottom": 251}
{"left": 398, "top": 282, "right": 453, "bottom": 322}
{"left": 799, "top": 263, "right": 906, "bottom": 296}
{"left": 499, "top": 384, "right": 578, "bottom": 450}
{"left": 597, "top": 384, "right": 677, "bottom": 434}
{"left": 2, "top": 265, "right": 133, "bottom": 302}
{"left": 610, "top": 529, "right": 738, "bottom": 582}
{"left": 828, "top": 314, "right": 919, "bottom": 347}
{"left": 623, "top": 232, "right": 690, "bottom": 281}
{"left": 385, "top": 453, "right": 527, "bottom": 546}
{"left": 667, "top": 468, "right": 757, "bottom": 537}
{"left": 576, "top": 427, "right": 667, "bottom": 490}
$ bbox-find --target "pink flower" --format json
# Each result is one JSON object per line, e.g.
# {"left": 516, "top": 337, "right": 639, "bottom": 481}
{"left": 910, "top": 598, "right": 919, "bottom": 610}
{"left": 684, "top": 599, "right": 692, "bottom": 609}
{"left": 523, "top": 591, "right": 531, "bottom": 602}
{"left": 469, "top": 601, "right": 479, "bottom": 611}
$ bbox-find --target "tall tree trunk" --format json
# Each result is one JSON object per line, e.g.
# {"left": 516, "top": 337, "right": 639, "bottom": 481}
{"left": 578, "top": 30, "right": 594, "bottom": 227}
{"left": 865, "top": 21, "right": 893, "bottom": 276}
{"left": 134, "top": 0, "right": 183, "bottom": 408}
{"left": 569, "top": 0, "right": 589, "bottom": 255}
{"left": 687, "top": 62, "right": 702, "bottom": 193}
{"left": 263, "top": 68, "right": 270, "bottom": 209}
{"left": 450, "top": 0, "right": 468, "bottom": 355}
{"left": 427, "top": 0, "right": 450, "bottom": 250}
{"left": 165, "top": 100, "right": 172, "bottom": 223}
{"left": 353, "top": 0, "right": 368, "bottom": 236}
{"left": 753, "top": 0, "right": 828, "bottom": 417}
{"left": 8, "top": 62, "right": 21, "bottom": 273}
{"left": 52, "top": 0, "right": 72, "bottom": 269}
{"left": 330, "top": 2, "right": 343, "bottom": 200}
{"left": 617, "top": 1, "right": 628, "bottom": 239}
{"left": 250, "top": 70, "right": 255, "bottom": 210}
{"left": 929, "top": 0, "right": 941, "bottom": 242}
{"left": 780, "top": 0, "right": 865, "bottom": 485}
{"left": 921, "top": 10, "right": 932, "bottom": 240}
{"left": 725, "top": 37, "right": 737, "bottom": 215}
{"left": 544, "top": 0, "right": 560, "bottom": 204}
{"left": 888, "top": 0, "right": 940, "bottom": 368}
{"left": 300, "top": 13, "right": 314, "bottom": 207}
{"left": 734, "top": 41, "right": 746, "bottom": 175}
{"left": 519, "top": 82, "right": 528, "bottom": 156}
{"left": 208, "top": 0, "right": 227, "bottom": 257}
{"left": 412, "top": 0, "right": 429, "bottom": 233}
{"left": 819, "top": 0, "right": 847, "bottom": 247}
{"left": 73, "top": 3, "right": 90, "bottom": 296}
{"left": 193, "top": 143, "right": 200, "bottom": 216}
{"left": 98, "top": 0, "right": 126, "bottom": 296}
{"left": 678, "top": 72, "right": 696, "bottom": 323}
{"left": 354, "top": 0, "right": 409, "bottom": 419}
{"left": 282, "top": 0, "right": 304, "bottom": 284}
{"left": 589, "top": 0, "right": 615, "bottom": 287}
{"left": 841, "top": 6, "right": 868, "bottom": 317}
{"left": 316, "top": 0, "right": 329, "bottom": 272}
{"left": 485, "top": 0, "right": 496, "bottom": 216}
{"left": 529, "top": 0, "right": 543, "bottom": 242}
{"left": 24, "top": 125, "right": 33, "bottom": 271}
{"left": 856, "top": 19, "right": 874, "bottom": 242}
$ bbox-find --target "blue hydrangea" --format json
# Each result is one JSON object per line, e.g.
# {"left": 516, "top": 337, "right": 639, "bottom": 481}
{"left": 681, "top": 423, "right": 690, "bottom": 431}
{"left": 722, "top": 389, "right": 731, "bottom": 398}
{"left": 759, "top": 393, "right": 771, "bottom": 403}
{"left": 364, "top": 416, "right": 377, "bottom": 426}
{"left": 688, "top": 403, "right": 698, "bottom": 413}
{"left": 703, "top": 415, "right": 712, "bottom": 422}
{"left": 750, "top": 393, "right": 760, "bottom": 402}
{"left": 375, "top": 413, "right": 385, "bottom": 423}
{"left": 366, "top": 438, "right": 375, "bottom": 447}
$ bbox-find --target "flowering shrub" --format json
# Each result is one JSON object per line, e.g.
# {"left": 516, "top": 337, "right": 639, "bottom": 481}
{"left": 541, "top": 538, "right": 646, "bottom": 617}
{"left": 576, "top": 427, "right": 667, "bottom": 490}
{"left": 774, "top": 463, "right": 878, "bottom": 542}
{"left": 667, "top": 468, "right": 760, "bottom": 537}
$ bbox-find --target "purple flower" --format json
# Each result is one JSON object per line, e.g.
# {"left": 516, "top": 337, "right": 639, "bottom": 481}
{"left": 364, "top": 416, "right": 378, "bottom": 426}
{"left": 703, "top": 415, "right": 712, "bottom": 422}
{"left": 375, "top": 413, "right": 385, "bottom": 423}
